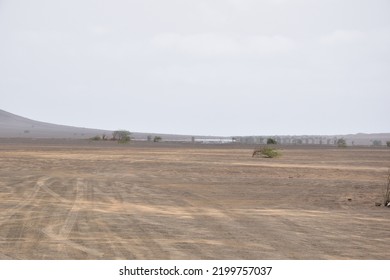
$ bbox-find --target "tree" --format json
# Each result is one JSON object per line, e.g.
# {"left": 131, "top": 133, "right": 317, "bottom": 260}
{"left": 153, "top": 136, "right": 162, "bottom": 142}
{"left": 372, "top": 140, "right": 382, "bottom": 146}
{"left": 337, "top": 138, "right": 347, "bottom": 148}
{"left": 387, "top": 141, "right": 390, "bottom": 148}
{"left": 267, "top": 138, "right": 277, "bottom": 145}
{"left": 90, "top": 135, "right": 101, "bottom": 141}
{"left": 112, "top": 130, "right": 131, "bottom": 143}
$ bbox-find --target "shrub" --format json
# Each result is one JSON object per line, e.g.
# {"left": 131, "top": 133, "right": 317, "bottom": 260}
{"left": 267, "top": 138, "right": 277, "bottom": 145}
{"left": 252, "top": 147, "right": 280, "bottom": 158}
{"left": 337, "top": 138, "right": 347, "bottom": 148}
{"left": 372, "top": 140, "right": 382, "bottom": 146}
{"left": 113, "top": 130, "right": 131, "bottom": 143}
{"left": 90, "top": 135, "right": 101, "bottom": 141}
{"left": 153, "top": 136, "right": 162, "bottom": 142}
{"left": 386, "top": 141, "right": 390, "bottom": 148}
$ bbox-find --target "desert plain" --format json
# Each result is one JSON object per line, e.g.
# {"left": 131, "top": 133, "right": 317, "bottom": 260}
{"left": 0, "top": 139, "right": 389, "bottom": 259}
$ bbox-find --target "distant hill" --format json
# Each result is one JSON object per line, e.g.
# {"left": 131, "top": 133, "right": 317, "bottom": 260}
{"left": 0, "top": 109, "right": 192, "bottom": 141}
{"left": 1, "top": 109, "right": 389, "bottom": 145}
{"left": 0, "top": 109, "right": 112, "bottom": 139}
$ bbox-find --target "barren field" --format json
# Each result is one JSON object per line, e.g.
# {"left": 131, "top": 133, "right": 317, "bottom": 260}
{"left": 0, "top": 139, "right": 389, "bottom": 259}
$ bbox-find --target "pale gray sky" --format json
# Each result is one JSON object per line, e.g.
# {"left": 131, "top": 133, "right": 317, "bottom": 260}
{"left": 1, "top": 0, "right": 389, "bottom": 136}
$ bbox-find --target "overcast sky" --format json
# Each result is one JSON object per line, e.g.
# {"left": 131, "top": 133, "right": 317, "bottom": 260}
{"left": 0, "top": 0, "right": 389, "bottom": 136}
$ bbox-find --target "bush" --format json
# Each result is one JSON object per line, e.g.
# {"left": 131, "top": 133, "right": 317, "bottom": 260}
{"left": 386, "top": 141, "right": 390, "bottom": 148}
{"left": 372, "top": 140, "right": 382, "bottom": 146}
{"left": 337, "top": 138, "right": 347, "bottom": 148}
{"left": 153, "top": 136, "right": 162, "bottom": 142}
{"left": 113, "top": 130, "right": 131, "bottom": 143}
{"left": 90, "top": 135, "right": 101, "bottom": 141}
{"left": 252, "top": 147, "right": 280, "bottom": 158}
{"left": 267, "top": 138, "right": 277, "bottom": 145}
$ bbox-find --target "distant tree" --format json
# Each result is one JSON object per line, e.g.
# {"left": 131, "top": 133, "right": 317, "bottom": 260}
{"left": 153, "top": 136, "right": 162, "bottom": 142}
{"left": 102, "top": 134, "right": 107, "bottom": 140}
{"left": 90, "top": 135, "right": 101, "bottom": 141}
{"left": 337, "top": 138, "right": 347, "bottom": 148}
{"left": 267, "top": 138, "right": 277, "bottom": 145}
{"left": 113, "top": 130, "right": 131, "bottom": 143}
{"left": 147, "top": 135, "right": 152, "bottom": 142}
{"left": 387, "top": 141, "right": 390, "bottom": 148}
{"left": 372, "top": 140, "right": 382, "bottom": 146}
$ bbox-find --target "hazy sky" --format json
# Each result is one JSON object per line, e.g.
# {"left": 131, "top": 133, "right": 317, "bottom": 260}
{"left": 1, "top": 0, "right": 389, "bottom": 136}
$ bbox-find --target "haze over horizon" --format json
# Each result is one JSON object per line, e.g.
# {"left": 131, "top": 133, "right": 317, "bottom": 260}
{"left": 1, "top": 0, "right": 389, "bottom": 136}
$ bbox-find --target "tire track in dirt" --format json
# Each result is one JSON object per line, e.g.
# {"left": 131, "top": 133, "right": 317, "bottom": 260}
{"left": 0, "top": 177, "right": 48, "bottom": 226}
{"left": 38, "top": 178, "right": 104, "bottom": 258}
{"left": 93, "top": 181, "right": 168, "bottom": 259}
{"left": 39, "top": 182, "right": 70, "bottom": 204}
{"left": 176, "top": 190, "right": 264, "bottom": 258}
{"left": 0, "top": 252, "right": 18, "bottom": 260}
{"left": 171, "top": 185, "right": 329, "bottom": 258}
{"left": 85, "top": 181, "right": 128, "bottom": 259}
{"left": 59, "top": 179, "right": 84, "bottom": 239}
{"left": 40, "top": 227, "right": 104, "bottom": 258}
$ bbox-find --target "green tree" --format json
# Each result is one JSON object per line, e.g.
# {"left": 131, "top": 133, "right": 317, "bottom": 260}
{"left": 267, "top": 138, "right": 277, "bottom": 145}
{"left": 372, "top": 140, "right": 382, "bottom": 146}
{"left": 113, "top": 130, "right": 131, "bottom": 143}
{"left": 90, "top": 135, "right": 101, "bottom": 141}
{"left": 337, "top": 138, "right": 347, "bottom": 148}
{"left": 153, "top": 136, "right": 162, "bottom": 142}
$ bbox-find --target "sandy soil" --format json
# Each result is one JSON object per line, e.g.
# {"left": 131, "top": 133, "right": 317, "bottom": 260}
{"left": 0, "top": 140, "right": 389, "bottom": 259}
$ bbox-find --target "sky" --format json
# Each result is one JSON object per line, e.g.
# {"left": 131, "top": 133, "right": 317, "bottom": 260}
{"left": 0, "top": 0, "right": 389, "bottom": 136}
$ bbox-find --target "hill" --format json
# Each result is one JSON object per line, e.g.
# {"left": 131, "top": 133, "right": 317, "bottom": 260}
{"left": 0, "top": 109, "right": 194, "bottom": 141}
{"left": 1, "top": 109, "right": 389, "bottom": 145}
{"left": 0, "top": 109, "right": 112, "bottom": 139}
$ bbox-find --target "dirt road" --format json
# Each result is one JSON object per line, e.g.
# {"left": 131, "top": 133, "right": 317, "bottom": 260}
{"left": 0, "top": 140, "right": 389, "bottom": 259}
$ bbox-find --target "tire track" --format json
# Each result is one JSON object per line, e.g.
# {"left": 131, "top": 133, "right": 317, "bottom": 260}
{"left": 0, "top": 177, "right": 48, "bottom": 226}
{"left": 38, "top": 178, "right": 104, "bottom": 258}
{"left": 59, "top": 179, "right": 84, "bottom": 239}
{"left": 107, "top": 182, "right": 170, "bottom": 259}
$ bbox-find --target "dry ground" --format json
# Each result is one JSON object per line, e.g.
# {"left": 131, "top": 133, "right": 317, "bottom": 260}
{"left": 0, "top": 139, "right": 389, "bottom": 259}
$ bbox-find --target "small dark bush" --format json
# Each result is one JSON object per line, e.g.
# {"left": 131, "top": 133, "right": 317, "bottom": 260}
{"left": 90, "top": 135, "right": 101, "bottom": 141}
{"left": 337, "top": 138, "right": 347, "bottom": 148}
{"left": 267, "top": 138, "right": 277, "bottom": 145}
{"left": 252, "top": 147, "right": 280, "bottom": 158}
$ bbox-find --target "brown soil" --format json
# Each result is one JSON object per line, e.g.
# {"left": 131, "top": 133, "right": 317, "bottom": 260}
{"left": 0, "top": 139, "right": 389, "bottom": 259}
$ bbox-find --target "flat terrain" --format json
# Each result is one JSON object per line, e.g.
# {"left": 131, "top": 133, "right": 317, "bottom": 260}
{"left": 0, "top": 139, "right": 389, "bottom": 259}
